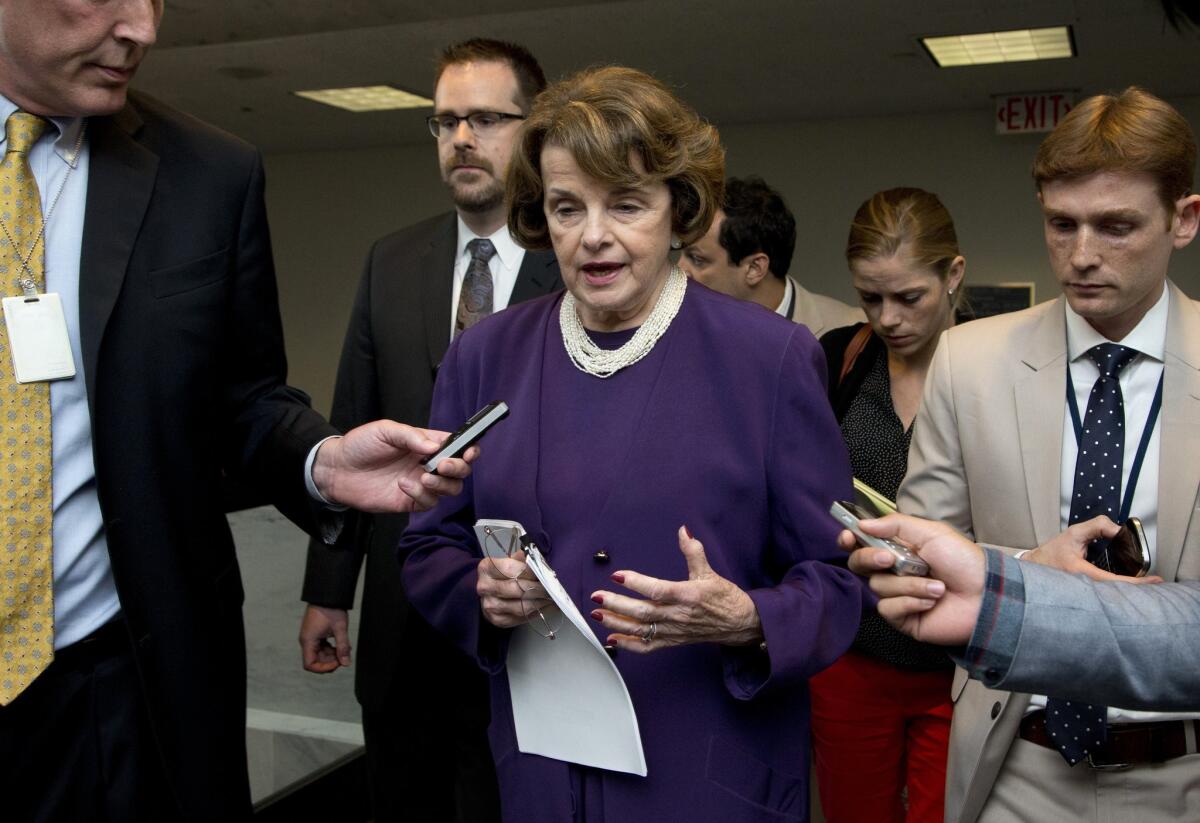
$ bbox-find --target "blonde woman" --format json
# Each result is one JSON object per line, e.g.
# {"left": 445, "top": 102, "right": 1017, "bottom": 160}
{"left": 810, "top": 188, "right": 965, "bottom": 823}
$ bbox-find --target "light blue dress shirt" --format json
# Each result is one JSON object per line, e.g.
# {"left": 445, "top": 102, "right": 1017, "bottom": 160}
{"left": 2, "top": 95, "right": 120, "bottom": 649}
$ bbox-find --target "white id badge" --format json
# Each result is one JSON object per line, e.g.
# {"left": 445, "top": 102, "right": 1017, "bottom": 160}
{"left": 2, "top": 292, "right": 76, "bottom": 382}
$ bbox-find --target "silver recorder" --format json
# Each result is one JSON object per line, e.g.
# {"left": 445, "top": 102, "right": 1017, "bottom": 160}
{"left": 830, "top": 500, "right": 929, "bottom": 577}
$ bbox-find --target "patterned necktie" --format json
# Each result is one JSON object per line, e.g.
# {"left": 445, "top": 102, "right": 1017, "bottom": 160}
{"left": 454, "top": 238, "right": 496, "bottom": 338}
{"left": 1045, "top": 342, "right": 1140, "bottom": 764}
{"left": 0, "top": 111, "right": 54, "bottom": 706}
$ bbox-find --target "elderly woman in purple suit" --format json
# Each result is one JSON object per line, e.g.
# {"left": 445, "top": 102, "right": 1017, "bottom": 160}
{"left": 400, "top": 65, "right": 863, "bottom": 822}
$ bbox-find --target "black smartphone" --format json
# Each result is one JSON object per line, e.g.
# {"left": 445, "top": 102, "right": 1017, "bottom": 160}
{"left": 423, "top": 401, "right": 509, "bottom": 475}
{"left": 1091, "top": 517, "right": 1151, "bottom": 578}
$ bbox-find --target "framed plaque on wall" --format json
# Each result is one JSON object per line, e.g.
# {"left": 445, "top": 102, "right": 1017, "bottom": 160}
{"left": 959, "top": 283, "right": 1036, "bottom": 322}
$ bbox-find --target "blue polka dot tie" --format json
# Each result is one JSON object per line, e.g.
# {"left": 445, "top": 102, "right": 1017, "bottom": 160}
{"left": 454, "top": 238, "right": 495, "bottom": 338}
{"left": 1045, "top": 342, "right": 1139, "bottom": 765}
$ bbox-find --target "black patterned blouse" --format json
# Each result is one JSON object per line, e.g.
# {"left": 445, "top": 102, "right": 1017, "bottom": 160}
{"left": 840, "top": 346, "right": 952, "bottom": 672}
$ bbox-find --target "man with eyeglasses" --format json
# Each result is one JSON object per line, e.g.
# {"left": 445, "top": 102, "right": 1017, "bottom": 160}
{"left": 298, "top": 38, "right": 560, "bottom": 823}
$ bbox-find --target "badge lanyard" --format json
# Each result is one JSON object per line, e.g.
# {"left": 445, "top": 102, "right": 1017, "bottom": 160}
{"left": 0, "top": 121, "right": 86, "bottom": 383}
{"left": 1066, "top": 362, "right": 1164, "bottom": 523}
{"left": 1, "top": 122, "right": 87, "bottom": 296}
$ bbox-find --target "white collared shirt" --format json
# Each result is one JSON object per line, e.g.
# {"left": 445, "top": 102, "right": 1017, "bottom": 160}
{"left": 773, "top": 276, "right": 795, "bottom": 318}
{"left": 1030, "top": 283, "right": 1191, "bottom": 722}
{"left": 448, "top": 216, "right": 527, "bottom": 339}
{"left": 1059, "top": 284, "right": 1166, "bottom": 567}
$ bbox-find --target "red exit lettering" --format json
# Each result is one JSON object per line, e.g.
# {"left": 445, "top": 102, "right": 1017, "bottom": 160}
{"left": 996, "top": 93, "right": 1074, "bottom": 134}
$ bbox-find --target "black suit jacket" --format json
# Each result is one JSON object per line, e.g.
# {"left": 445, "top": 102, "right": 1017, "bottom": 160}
{"left": 301, "top": 213, "right": 561, "bottom": 708}
{"left": 81, "top": 93, "right": 338, "bottom": 820}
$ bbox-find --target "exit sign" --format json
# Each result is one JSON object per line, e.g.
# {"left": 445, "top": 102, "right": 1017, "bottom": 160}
{"left": 995, "top": 92, "right": 1074, "bottom": 134}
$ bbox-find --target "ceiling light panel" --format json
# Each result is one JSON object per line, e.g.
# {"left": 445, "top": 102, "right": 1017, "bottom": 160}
{"left": 922, "top": 26, "right": 1074, "bottom": 67}
{"left": 293, "top": 86, "right": 433, "bottom": 112}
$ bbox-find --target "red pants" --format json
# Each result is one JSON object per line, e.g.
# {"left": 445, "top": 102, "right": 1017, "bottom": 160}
{"left": 809, "top": 651, "right": 953, "bottom": 823}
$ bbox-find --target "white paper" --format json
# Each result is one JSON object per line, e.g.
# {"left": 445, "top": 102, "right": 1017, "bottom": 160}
{"left": 475, "top": 519, "right": 647, "bottom": 776}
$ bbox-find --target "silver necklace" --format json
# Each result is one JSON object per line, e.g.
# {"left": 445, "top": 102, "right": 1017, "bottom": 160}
{"left": 0, "top": 121, "right": 87, "bottom": 296}
{"left": 559, "top": 266, "right": 687, "bottom": 378}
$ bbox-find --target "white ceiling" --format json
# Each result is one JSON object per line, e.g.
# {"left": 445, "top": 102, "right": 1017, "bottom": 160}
{"left": 138, "top": 0, "right": 1200, "bottom": 154}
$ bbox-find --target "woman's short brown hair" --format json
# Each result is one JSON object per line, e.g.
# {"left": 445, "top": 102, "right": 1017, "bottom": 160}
{"left": 507, "top": 66, "right": 725, "bottom": 250}
{"left": 846, "top": 187, "right": 961, "bottom": 279}
{"left": 1033, "top": 87, "right": 1196, "bottom": 212}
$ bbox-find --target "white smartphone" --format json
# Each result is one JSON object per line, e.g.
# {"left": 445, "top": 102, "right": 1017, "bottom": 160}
{"left": 830, "top": 500, "right": 929, "bottom": 577}
{"left": 474, "top": 519, "right": 527, "bottom": 559}
{"left": 423, "top": 401, "right": 509, "bottom": 474}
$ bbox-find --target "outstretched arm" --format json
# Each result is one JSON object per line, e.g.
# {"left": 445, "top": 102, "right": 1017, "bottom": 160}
{"left": 844, "top": 513, "right": 1193, "bottom": 711}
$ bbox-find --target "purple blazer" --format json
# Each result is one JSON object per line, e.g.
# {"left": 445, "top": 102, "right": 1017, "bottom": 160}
{"left": 401, "top": 283, "right": 863, "bottom": 822}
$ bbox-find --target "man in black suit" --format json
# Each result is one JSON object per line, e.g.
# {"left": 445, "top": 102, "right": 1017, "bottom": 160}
{"left": 298, "top": 39, "right": 561, "bottom": 823}
{"left": 0, "top": 2, "right": 474, "bottom": 821}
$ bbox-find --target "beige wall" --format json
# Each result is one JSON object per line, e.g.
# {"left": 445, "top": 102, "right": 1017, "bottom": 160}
{"left": 264, "top": 143, "right": 440, "bottom": 415}
{"left": 265, "top": 97, "right": 1200, "bottom": 415}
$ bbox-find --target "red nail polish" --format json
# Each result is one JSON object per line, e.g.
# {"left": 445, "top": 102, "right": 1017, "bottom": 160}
{"left": 610, "top": 572, "right": 625, "bottom": 584}
{"left": 591, "top": 593, "right": 604, "bottom": 605}
{"left": 683, "top": 525, "right": 693, "bottom": 539}
{"left": 590, "top": 610, "right": 603, "bottom": 621}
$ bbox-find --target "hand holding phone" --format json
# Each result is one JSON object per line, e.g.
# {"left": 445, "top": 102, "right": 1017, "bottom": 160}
{"left": 1091, "top": 517, "right": 1151, "bottom": 578}
{"left": 830, "top": 500, "right": 929, "bottom": 576}
{"left": 424, "top": 401, "right": 509, "bottom": 475}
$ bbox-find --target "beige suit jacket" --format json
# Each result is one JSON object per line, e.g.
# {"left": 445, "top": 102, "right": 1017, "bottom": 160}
{"left": 898, "top": 281, "right": 1200, "bottom": 823}
{"left": 787, "top": 276, "right": 864, "bottom": 338}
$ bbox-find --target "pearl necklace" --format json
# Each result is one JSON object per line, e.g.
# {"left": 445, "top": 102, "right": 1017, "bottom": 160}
{"left": 559, "top": 266, "right": 688, "bottom": 378}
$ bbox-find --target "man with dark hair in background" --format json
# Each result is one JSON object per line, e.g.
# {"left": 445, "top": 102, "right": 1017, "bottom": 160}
{"left": 680, "top": 175, "right": 862, "bottom": 336}
{"left": 298, "top": 38, "right": 561, "bottom": 822}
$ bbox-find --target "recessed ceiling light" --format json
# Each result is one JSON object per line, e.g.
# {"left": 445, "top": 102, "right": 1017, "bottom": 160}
{"left": 921, "top": 26, "right": 1075, "bottom": 67}
{"left": 293, "top": 85, "right": 433, "bottom": 112}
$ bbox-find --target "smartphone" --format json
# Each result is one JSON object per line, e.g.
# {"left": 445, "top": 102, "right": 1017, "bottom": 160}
{"left": 1091, "top": 517, "right": 1151, "bottom": 578}
{"left": 830, "top": 500, "right": 929, "bottom": 577}
{"left": 423, "top": 401, "right": 509, "bottom": 474}
{"left": 474, "top": 519, "right": 527, "bottom": 560}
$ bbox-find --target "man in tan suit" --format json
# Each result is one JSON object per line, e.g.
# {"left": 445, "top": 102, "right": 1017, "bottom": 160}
{"left": 899, "top": 87, "right": 1200, "bottom": 822}
{"left": 680, "top": 176, "right": 863, "bottom": 337}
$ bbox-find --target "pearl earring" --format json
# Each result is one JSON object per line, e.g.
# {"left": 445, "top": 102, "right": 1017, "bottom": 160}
{"left": 670, "top": 236, "right": 682, "bottom": 250}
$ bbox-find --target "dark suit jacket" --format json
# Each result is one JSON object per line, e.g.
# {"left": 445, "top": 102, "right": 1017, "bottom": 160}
{"left": 300, "top": 213, "right": 561, "bottom": 709}
{"left": 819, "top": 321, "right": 879, "bottom": 417}
{"left": 80, "top": 93, "right": 338, "bottom": 819}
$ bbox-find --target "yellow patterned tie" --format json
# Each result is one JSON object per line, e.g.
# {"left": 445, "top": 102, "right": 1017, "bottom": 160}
{"left": 0, "top": 111, "right": 53, "bottom": 705}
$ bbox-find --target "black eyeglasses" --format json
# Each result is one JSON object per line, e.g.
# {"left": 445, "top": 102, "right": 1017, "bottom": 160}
{"left": 426, "top": 111, "right": 526, "bottom": 139}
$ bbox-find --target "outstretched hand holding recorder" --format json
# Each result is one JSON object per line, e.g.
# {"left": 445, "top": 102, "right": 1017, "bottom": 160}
{"left": 424, "top": 401, "right": 510, "bottom": 475}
